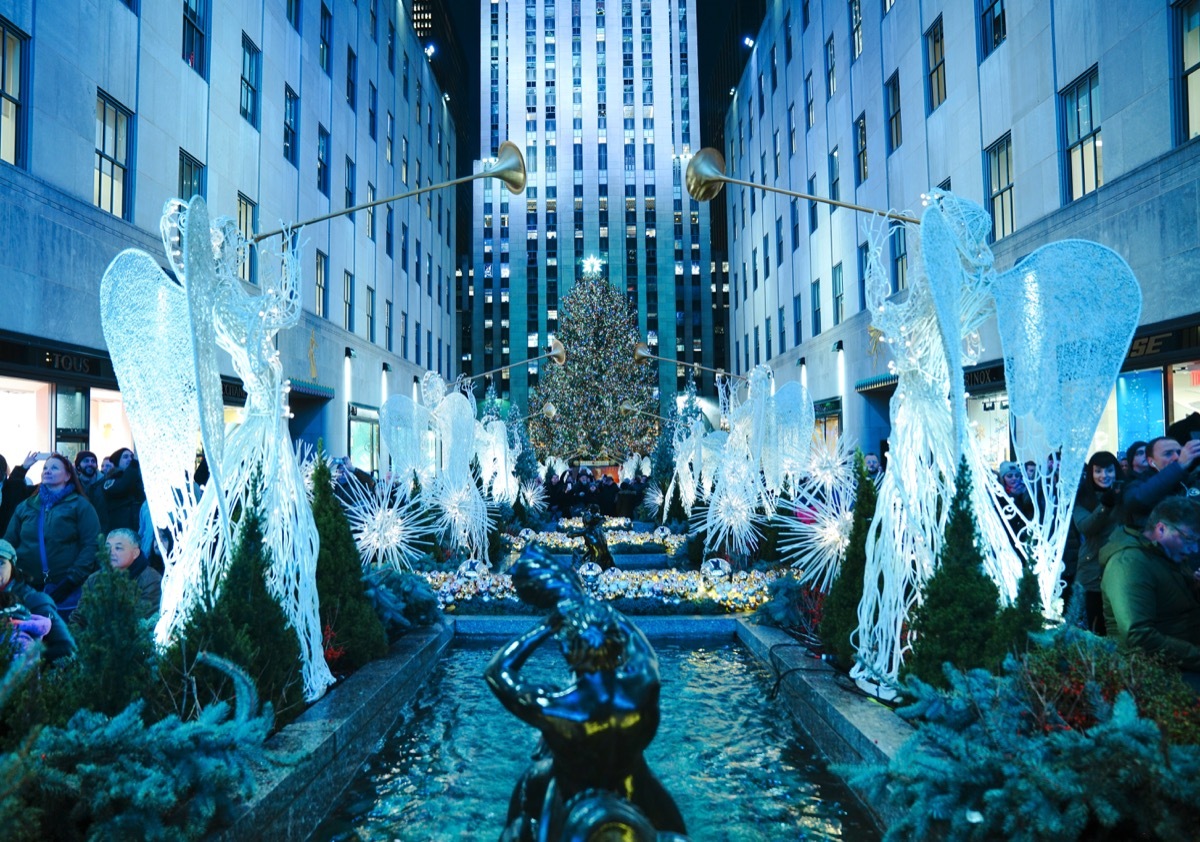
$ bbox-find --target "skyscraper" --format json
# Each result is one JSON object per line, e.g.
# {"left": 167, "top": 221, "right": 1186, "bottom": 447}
{"left": 470, "top": 0, "right": 715, "bottom": 414}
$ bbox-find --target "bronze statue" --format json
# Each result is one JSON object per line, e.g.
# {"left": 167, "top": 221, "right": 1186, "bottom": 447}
{"left": 485, "top": 544, "right": 688, "bottom": 841}
{"left": 567, "top": 503, "right": 615, "bottom": 570}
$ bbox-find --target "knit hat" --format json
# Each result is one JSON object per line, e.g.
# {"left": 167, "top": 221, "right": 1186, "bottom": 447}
{"left": 74, "top": 450, "right": 97, "bottom": 467}
{"left": 0, "top": 539, "right": 15, "bottom": 562}
{"left": 998, "top": 461, "right": 1021, "bottom": 478}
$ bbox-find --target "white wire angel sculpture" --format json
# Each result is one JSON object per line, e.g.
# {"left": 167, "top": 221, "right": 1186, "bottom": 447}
{"left": 100, "top": 197, "right": 335, "bottom": 701}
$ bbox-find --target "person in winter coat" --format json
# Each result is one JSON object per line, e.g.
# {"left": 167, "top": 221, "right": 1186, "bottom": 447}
{"left": 1101, "top": 497, "right": 1200, "bottom": 682}
{"left": 89, "top": 447, "right": 146, "bottom": 533}
{"left": 3, "top": 453, "right": 100, "bottom": 622}
{"left": 0, "top": 451, "right": 38, "bottom": 535}
{"left": 1071, "top": 451, "right": 1123, "bottom": 634}
{"left": 81, "top": 527, "right": 161, "bottom": 621}
{"left": 0, "top": 538, "right": 76, "bottom": 662}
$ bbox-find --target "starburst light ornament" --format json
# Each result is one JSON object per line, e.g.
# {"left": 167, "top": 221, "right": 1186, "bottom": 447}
{"left": 778, "top": 436, "right": 857, "bottom": 593}
{"left": 338, "top": 474, "right": 433, "bottom": 571}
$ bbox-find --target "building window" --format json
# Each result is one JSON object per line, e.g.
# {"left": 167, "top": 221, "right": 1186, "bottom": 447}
{"left": 784, "top": 12, "right": 793, "bottom": 63}
{"left": 287, "top": 0, "right": 301, "bottom": 31}
{"left": 401, "top": 136, "right": 408, "bottom": 182}
{"left": 778, "top": 307, "right": 786, "bottom": 355}
{"left": 317, "top": 125, "right": 330, "bottom": 195}
{"left": 790, "top": 201, "right": 800, "bottom": 250}
{"left": 401, "top": 311, "right": 408, "bottom": 359}
{"left": 366, "top": 183, "right": 375, "bottom": 239}
{"left": 926, "top": 16, "right": 946, "bottom": 112}
{"left": 854, "top": 113, "right": 868, "bottom": 185}
{"left": 891, "top": 226, "right": 907, "bottom": 292}
{"left": 850, "top": 0, "right": 863, "bottom": 60}
{"left": 344, "top": 271, "right": 354, "bottom": 331}
{"left": 237, "top": 194, "right": 257, "bottom": 283}
{"left": 240, "top": 34, "right": 260, "bottom": 127}
{"left": 986, "top": 132, "right": 1014, "bottom": 240}
{"left": 805, "top": 73, "right": 815, "bottom": 128}
{"left": 0, "top": 17, "right": 25, "bottom": 167}
{"left": 347, "top": 49, "right": 358, "bottom": 111}
{"left": 385, "top": 299, "right": 393, "bottom": 351}
{"left": 345, "top": 157, "right": 355, "bottom": 216}
{"left": 788, "top": 104, "right": 797, "bottom": 154}
{"left": 762, "top": 235, "right": 770, "bottom": 280}
{"left": 825, "top": 36, "right": 836, "bottom": 98}
{"left": 765, "top": 318, "right": 772, "bottom": 360}
{"left": 178, "top": 149, "right": 205, "bottom": 199}
{"left": 284, "top": 86, "right": 299, "bottom": 165}
{"left": 368, "top": 82, "right": 377, "bottom": 138}
{"left": 775, "top": 216, "right": 784, "bottom": 265}
{"left": 415, "top": 321, "right": 422, "bottom": 364}
{"left": 752, "top": 247, "right": 759, "bottom": 290}
{"left": 828, "top": 147, "right": 840, "bottom": 203}
{"left": 808, "top": 174, "right": 818, "bottom": 232}
{"left": 886, "top": 72, "right": 902, "bottom": 152}
{"left": 884, "top": 0, "right": 896, "bottom": 11}
{"left": 1063, "top": 67, "right": 1102, "bottom": 201}
{"left": 385, "top": 205, "right": 394, "bottom": 256}
{"left": 388, "top": 21, "right": 395, "bottom": 72}
{"left": 832, "top": 262, "right": 844, "bottom": 325}
{"left": 319, "top": 3, "right": 332, "bottom": 74}
{"left": 811, "top": 279, "right": 822, "bottom": 336}
{"left": 793, "top": 293, "right": 803, "bottom": 346}
{"left": 401, "top": 222, "right": 409, "bottom": 267}
{"left": 94, "top": 92, "right": 131, "bottom": 219}
{"left": 1183, "top": 0, "right": 1200, "bottom": 140}
{"left": 857, "top": 242, "right": 869, "bottom": 311}
{"left": 366, "top": 285, "right": 376, "bottom": 342}
{"left": 980, "top": 0, "right": 1006, "bottom": 60}
{"left": 802, "top": 0, "right": 810, "bottom": 29}
{"left": 754, "top": 326, "right": 761, "bottom": 365}
{"left": 315, "top": 250, "right": 328, "bottom": 318}
{"left": 183, "top": 0, "right": 207, "bottom": 78}
{"left": 386, "top": 112, "right": 393, "bottom": 162}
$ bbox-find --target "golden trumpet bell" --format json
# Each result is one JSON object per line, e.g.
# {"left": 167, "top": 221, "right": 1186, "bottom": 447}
{"left": 487, "top": 141, "right": 527, "bottom": 194}
{"left": 633, "top": 342, "right": 655, "bottom": 365}
{"left": 548, "top": 337, "right": 567, "bottom": 366}
{"left": 685, "top": 148, "right": 728, "bottom": 202}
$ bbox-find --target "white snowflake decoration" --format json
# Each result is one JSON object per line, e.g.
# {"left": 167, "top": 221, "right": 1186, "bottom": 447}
{"left": 338, "top": 474, "right": 433, "bottom": 571}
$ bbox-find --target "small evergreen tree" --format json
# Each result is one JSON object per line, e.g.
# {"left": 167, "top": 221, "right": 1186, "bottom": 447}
{"left": 904, "top": 458, "right": 1002, "bottom": 688}
{"left": 51, "top": 536, "right": 157, "bottom": 722}
{"left": 989, "top": 557, "right": 1044, "bottom": 662}
{"left": 311, "top": 452, "right": 388, "bottom": 673}
{"left": 820, "top": 451, "right": 877, "bottom": 668}
{"left": 166, "top": 494, "right": 304, "bottom": 726}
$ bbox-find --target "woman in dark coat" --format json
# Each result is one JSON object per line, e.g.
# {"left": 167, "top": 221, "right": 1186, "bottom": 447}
{"left": 89, "top": 447, "right": 146, "bottom": 533}
{"left": 1071, "top": 451, "right": 1123, "bottom": 634}
{"left": 4, "top": 453, "right": 100, "bottom": 621}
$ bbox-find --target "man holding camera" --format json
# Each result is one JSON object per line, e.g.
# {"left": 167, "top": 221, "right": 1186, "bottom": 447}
{"left": 1120, "top": 435, "right": 1200, "bottom": 530}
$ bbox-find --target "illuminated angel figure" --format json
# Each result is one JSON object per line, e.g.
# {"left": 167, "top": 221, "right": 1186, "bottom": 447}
{"left": 852, "top": 196, "right": 996, "bottom": 690}
{"left": 101, "top": 197, "right": 335, "bottom": 701}
{"left": 425, "top": 374, "right": 492, "bottom": 560}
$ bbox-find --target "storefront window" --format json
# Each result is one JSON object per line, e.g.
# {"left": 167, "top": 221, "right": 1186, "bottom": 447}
{"left": 966, "top": 391, "right": 1011, "bottom": 471}
{"left": 1170, "top": 364, "right": 1200, "bottom": 433}
{"left": 0, "top": 376, "right": 52, "bottom": 482}
{"left": 349, "top": 405, "right": 380, "bottom": 476}
{"left": 1116, "top": 368, "right": 1165, "bottom": 454}
{"left": 89, "top": 388, "right": 134, "bottom": 462}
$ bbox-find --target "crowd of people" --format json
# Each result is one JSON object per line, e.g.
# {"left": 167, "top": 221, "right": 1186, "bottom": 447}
{"left": 0, "top": 448, "right": 160, "bottom": 666}
{"left": 543, "top": 468, "right": 650, "bottom": 519}
{"left": 1026, "top": 418, "right": 1200, "bottom": 689}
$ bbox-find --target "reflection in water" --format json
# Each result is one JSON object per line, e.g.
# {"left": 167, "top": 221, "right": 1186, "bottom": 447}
{"left": 315, "top": 643, "right": 879, "bottom": 841}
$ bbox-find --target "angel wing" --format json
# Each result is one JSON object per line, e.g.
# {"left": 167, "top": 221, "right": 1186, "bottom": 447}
{"left": 100, "top": 249, "right": 201, "bottom": 534}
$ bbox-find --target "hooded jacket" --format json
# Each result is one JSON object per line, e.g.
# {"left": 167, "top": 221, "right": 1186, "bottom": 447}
{"left": 1100, "top": 526, "right": 1200, "bottom": 670}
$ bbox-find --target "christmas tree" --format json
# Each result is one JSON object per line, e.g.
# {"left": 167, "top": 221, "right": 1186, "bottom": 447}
{"left": 526, "top": 271, "right": 658, "bottom": 462}
{"left": 820, "top": 451, "right": 878, "bottom": 668}
{"left": 904, "top": 458, "right": 1005, "bottom": 688}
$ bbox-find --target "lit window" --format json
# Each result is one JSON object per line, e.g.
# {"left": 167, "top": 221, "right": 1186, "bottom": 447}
{"left": 94, "top": 92, "right": 132, "bottom": 219}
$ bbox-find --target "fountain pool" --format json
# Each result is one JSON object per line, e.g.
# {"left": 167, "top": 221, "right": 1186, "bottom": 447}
{"left": 314, "top": 640, "right": 880, "bottom": 841}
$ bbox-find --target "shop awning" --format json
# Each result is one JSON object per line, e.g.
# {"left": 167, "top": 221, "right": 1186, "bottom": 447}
{"left": 288, "top": 378, "right": 334, "bottom": 399}
{"left": 854, "top": 373, "right": 899, "bottom": 394}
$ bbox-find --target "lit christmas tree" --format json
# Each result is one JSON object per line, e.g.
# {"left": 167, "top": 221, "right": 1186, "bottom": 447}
{"left": 527, "top": 259, "right": 658, "bottom": 462}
